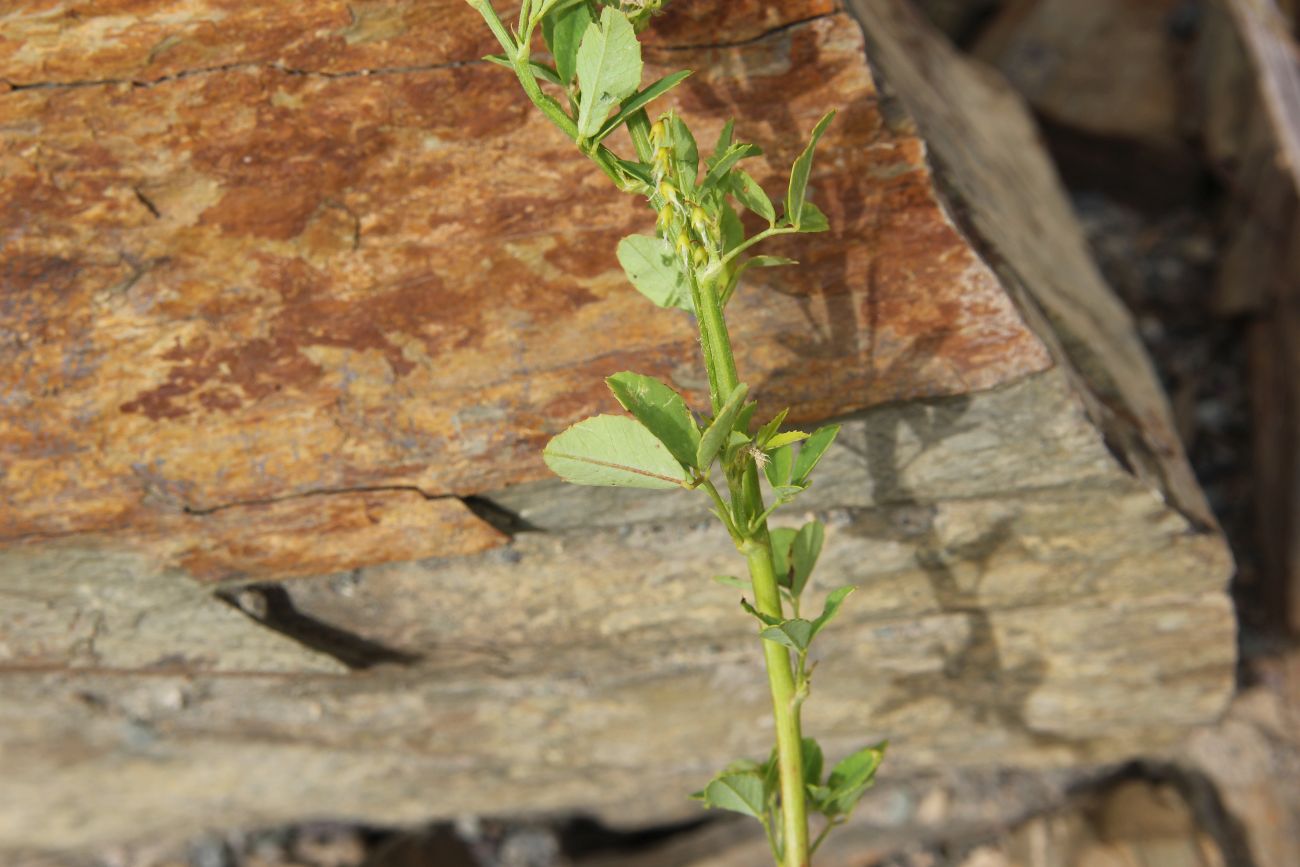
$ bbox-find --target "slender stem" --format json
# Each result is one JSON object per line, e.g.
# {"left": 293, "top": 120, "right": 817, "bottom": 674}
{"left": 694, "top": 273, "right": 740, "bottom": 412}
{"left": 694, "top": 261, "right": 809, "bottom": 867}
{"left": 809, "top": 820, "right": 838, "bottom": 856}
{"left": 699, "top": 477, "right": 742, "bottom": 543}
{"left": 745, "top": 534, "right": 810, "bottom": 867}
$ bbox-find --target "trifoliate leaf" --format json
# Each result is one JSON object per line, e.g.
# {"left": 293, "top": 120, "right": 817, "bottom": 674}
{"left": 543, "top": 414, "right": 689, "bottom": 489}
{"left": 606, "top": 372, "right": 700, "bottom": 469}
{"left": 616, "top": 234, "right": 691, "bottom": 311}
{"left": 575, "top": 8, "right": 643, "bottom": 140}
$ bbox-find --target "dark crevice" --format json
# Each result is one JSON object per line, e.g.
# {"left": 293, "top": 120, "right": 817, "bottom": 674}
{"left": 649, "top": 11, "right": 836, "bottom": 52}
{"left": 461, "top": 495, "right": 539, "bottom": 535}
{"left": 180, "top": 484, "right": 440, "bottom": 516}
{"left": 215, "top": 584, "right": 421, "bottom": 670}
{"left": 133, "top": 187, "right": 161, "bottom": 219}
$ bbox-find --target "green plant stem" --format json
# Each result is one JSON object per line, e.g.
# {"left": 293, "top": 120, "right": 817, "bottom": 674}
{"left": 694, "top": 270, "right": 810, "bottom": 867}
{"left": 744, "top": 532, "right": 810, "bottom": 867}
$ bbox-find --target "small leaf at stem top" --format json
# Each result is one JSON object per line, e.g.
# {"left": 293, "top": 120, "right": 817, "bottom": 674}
{"left": 543, "top": 414, "right": 689, "bottom": 489}
{"left": 606, "top": 371, "right": 700, "bottom": 469}
{"left": 575, "top": 7, "right": 643, "bottom": 140}
{"left": 541, "top": 1, "right": 592, "bottom": 85}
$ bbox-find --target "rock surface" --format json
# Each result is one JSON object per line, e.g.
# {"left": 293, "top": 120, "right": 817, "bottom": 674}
{"left": 1195, "top": 0, "right": 1300, "bottom": 633}
{"left": 0, "top": 0, "right": 1233, "bottom": 854}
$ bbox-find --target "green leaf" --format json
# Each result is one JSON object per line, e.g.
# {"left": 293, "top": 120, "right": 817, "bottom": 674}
{"left": 606, "top": 372, "right": 700, "bottom": 469}
{"left": 720, "top": 202, "right": 745, "bottom": 255}
{"left": 797, "top": 201, "right": 829, "bottom": 233}
{"left": 616, "top": 234, "right": 691, "bottom": 311}
{"left": 541, "top": 1, "right": 592, "bottom": 85}
{"left": 731, "top": 169, "right": 775, "bottom": 224}
{"left": 484, "top": 54, "right": 564, "bottom": 86}
{"left": 826, "top": 742, "right": 886, "bottom": 817}
{"left": 711, "top": 574, "right": 749, "bottom": 590}
{"left": 760, "top": 617, "right": 814, "bottom": 651}
{"left": 766, "top": 430, "right": 809, "bottom": 450}
{"left": 575, "top": 7, "right": 643, "bottom": 140}
{"left": 615, "top": 158, "right": 653, "bottom": 189}
{"left": 696, "top": 382, "right": 749, "bottom": 470}
{"left": 701, "top": 142, "right": 763, "bottom": 192}
{"left": 802, "top": 737, "right": 824, "bottom": 788}
{"left": 739, "top": 597, "right": 782, "bottom": 627}
{"left": 790, "top": 520, "right": 824, "bottom": 598}
{"left": 769, "top": 526, "right": 797, "bottom": 587}
{"left": 753, "top": 408, "right": 789, "bottom": 449}
{"left": 737, "top": 255, "right": 798, "bottom": 281}
{"left": 595, "top": 69, "right": 692, "bottom": 143}
{"left": 810, "top": 585, "right": 855, "bottom": 639}
{"left": 786, "top": 110, "right": 835, "bottom": 229}
{"left": 793, "top": 423, "right": 840, "bottom": 486}
{"left": 699, "top": 773, "right": 766, "bottom": 819}
{"left": 807, "top": 783, "right": 834, "bottom": 813}
{"left": 668, "top": 114, "right": 699, "bottom": 193}
{"left": 723, "top": 429, "right": 751, "bottom": 468}
{"left": 735, "top": 399, "right": 758, "bottom": 436}
{"left": 765, "top": 444, "right": 794, "bottom": 488}
{"left": 709, "top": 119, "right": 735, "bottom": 166}
{"left": 543, "top": 414, "right": 689, "bottom": 489}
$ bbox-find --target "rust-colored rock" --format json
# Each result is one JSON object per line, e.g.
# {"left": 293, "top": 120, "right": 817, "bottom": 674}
{"left": 0, "top": 4, "right": 1049, "bottom": 577}
{"left": 0, "top": 0, "right": 1236, "bottom": 856}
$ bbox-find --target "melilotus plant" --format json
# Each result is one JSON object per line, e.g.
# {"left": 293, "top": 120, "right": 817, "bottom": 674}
{"left": 465, "top": 1, "right": 885, "bottom": 864}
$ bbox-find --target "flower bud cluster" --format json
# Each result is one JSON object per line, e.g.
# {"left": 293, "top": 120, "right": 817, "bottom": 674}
{"left": 649, "top": 114, "right": 714, "bottom": 270}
